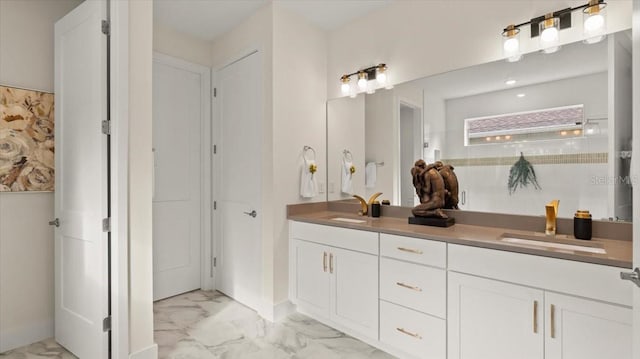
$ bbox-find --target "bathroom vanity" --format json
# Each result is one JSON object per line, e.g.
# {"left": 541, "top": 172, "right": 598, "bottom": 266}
{"left": 287, "top": 204, "right": 632, "bottom": 359}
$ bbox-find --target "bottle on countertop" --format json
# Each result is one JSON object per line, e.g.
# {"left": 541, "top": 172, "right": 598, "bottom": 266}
{"left": 574, "top": 210, "right": 592, "bottom": 240}
{"left": 371, "top": 201, "right": 381, "bottom": 218}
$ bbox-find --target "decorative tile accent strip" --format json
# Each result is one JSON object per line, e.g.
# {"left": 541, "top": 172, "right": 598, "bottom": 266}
{"left": 443, "top": 152, "right": 608, "bottom": 167}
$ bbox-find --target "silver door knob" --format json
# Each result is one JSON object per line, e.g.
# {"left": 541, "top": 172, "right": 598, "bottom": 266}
{"left": 620, "top": 268, "right": 640, "bottom": 288}
{"left": 49, "top": 218, "right": 60, "bottom": 227}
{"left": 243, "top": 210, "right": 257, "bottom": 218}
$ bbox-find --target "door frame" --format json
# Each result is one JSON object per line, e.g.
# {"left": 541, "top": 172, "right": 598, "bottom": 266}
{"left": 394, "top": 96, "right": 423, "bottom": 206}
{"left": 152, "top": 51, "right": 213, "bottom": 293}
{"left": 110, "top": 1, "right": 129, "bottom": 357}
{"left": 631, "top": 1, "right": 639, "bottom": 357}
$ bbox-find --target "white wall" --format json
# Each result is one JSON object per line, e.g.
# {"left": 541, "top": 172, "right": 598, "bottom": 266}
{"left": 327, "top": 0, "right": 632, "bottom": 99}
{"left": 0, "top": 0, "right": 83, "bottom": 352}
{"left": 272, "top": 3, "right": 327, "bottom": 306}
{"left": 154, "top": 21, "right": 212, "bottom": 67}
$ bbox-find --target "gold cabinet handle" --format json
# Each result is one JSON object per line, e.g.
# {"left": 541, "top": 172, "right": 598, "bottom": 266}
{"left": 323, "top": 252, "right": 327, "bottom": 272}
{"left": 550, "top": 304, "right": 556, "bottom": 338}
{"left": 397, "top": 247, "right": 423, "bottom": 254}
{"left": 329, "top": 253, "right": 334, "bottom": 274}
{"left": 396, "top": 282, "right": 422, "bottom": 292}
{"left": 533, "top": 300, "right": 538, "bottom": 333}
{"left": 396, "top": 327, "right": 422, "bottom": 339}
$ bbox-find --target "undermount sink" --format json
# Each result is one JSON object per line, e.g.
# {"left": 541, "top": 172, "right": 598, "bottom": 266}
{"left": 330, "top": 217, "right": 367, "bottom": 224}
{"left": 499, "top": 233, "right": 606, "bottom": 254}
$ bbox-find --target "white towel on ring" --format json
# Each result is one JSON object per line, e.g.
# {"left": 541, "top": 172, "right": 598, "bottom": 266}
{"left": 300, "top": 159, "right": 317, "bottom": 198}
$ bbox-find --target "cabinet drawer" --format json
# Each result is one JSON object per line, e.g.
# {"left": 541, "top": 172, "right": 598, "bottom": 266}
{"left": 380, "top": 233, "right": 446, "bottom": 268}
{"left": 290, "top": 221, "right": 378, "bottom": 255}
{"left": 380, "top": 257, "right": 446, "bottom": 318}
{"left": 380, "top": 300, "right": 446, "bottom": 359}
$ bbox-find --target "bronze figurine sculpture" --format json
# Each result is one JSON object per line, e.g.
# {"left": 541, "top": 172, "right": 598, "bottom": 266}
{"left": 410, "top": 159, "right": 460, "bottom": 220}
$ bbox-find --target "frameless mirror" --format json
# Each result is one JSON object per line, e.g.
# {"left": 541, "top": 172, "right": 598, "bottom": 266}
{"left": 327, "top": 30, "right": 632, "bottom": 221}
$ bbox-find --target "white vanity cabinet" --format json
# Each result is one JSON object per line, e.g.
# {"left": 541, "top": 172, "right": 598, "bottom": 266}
{"left": 448, "top": 272, "right": 544, "bottom": 359}
{"left": 289, "top": 221, "right": 379, "bottom": 340}
{"left": 544, "top": 292, "right": 632, "bottom": 359}
{"left": 448, "top": 244, "right": 633, "bottom": 359}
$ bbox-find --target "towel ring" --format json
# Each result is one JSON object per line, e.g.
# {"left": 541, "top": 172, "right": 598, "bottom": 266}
{"left": 303, "top": 146, "right": 316, "bottom": 161}
{"left": 343, "top": 149, "right": 353, "bottom": 162}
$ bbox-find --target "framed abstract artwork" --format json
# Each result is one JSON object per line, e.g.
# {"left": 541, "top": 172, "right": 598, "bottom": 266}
{"left": 0, "top": 85, "right": 55, "bottom": 192}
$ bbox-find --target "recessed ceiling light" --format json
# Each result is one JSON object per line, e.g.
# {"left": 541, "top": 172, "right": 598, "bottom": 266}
{"left": 517, "top": 93, "right": 526, "bottom": 98}
{"left": 505, "top": 79, "right": 517, "bottom": 85}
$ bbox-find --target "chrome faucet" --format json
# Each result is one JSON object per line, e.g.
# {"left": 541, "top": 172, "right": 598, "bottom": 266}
{"left": 545, "top": 200, "right": 559, "bottom": 236}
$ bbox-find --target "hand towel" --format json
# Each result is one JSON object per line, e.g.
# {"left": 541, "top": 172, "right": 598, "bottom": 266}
{"left": 300, "top": 159, "right": 318, "bottom": 198}
{"left": 365, "top": 162, "right": 377, "bottom": 188}
{"left": 341, "top": 158, "right": 353, "bottom": 195}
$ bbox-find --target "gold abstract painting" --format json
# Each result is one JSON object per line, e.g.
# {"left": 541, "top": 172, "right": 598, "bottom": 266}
{"left": 0, "top": 85, "right": 55, "bottom": 192}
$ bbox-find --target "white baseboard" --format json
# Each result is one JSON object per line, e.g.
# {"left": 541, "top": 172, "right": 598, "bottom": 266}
{"left": 0, "top": 319, "right": 53, "bottom": 353}
{"left": 129, "top": 343, "right": 158, "bottom": 359}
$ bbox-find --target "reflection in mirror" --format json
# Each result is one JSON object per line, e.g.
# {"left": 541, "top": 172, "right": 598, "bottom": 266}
{"left": 327, "top": 30, "right": 632, "bottom": 221}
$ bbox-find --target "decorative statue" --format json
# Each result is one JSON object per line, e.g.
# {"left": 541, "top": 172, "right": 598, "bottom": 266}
{"left": 434, "top": 161, "right": 459, "bottom": 210}
{"left": 411, "top": 159, "right": 460, "bottom": 219}
{"left": 411, "top": 160, "right": 447, "bottom": 218}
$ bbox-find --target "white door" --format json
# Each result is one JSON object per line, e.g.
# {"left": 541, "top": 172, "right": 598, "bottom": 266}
{"left": 545, "top": 292, "right": 632, "bottom": 359}
{"left": 448, "top": 272, "right": 543, "bottom": 359}
{"left": 215, "top": 52, "right": 262, "bottom": 311}
{"left": 398, "top": 102, "right": 422, "bottom": 207}
{"left": 54, "top": 1, "right": 109, "bottom": 357}
{"left": 152, "top": 54, "right": 210, "bottom": 301}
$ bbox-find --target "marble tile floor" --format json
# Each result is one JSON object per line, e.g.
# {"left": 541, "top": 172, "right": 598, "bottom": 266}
{"left": 1, "top": 290, "right": 395, "bottom": 359}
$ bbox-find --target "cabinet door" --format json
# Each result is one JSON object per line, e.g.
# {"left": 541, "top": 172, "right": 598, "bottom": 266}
{"left": 330, "top": 247, "right": 379, "bottom": 339}
{"left": 448, "top": 272, "right": 544, "bottom": 359}
{"left": 293, "top": 240, "right": 331, "bottom": 317}
{"left": 545, "top": 292, "right": 632, "bottom": 359}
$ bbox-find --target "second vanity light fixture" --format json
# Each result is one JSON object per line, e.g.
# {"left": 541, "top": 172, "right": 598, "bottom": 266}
{"left": 502, "top": 0, "right": 607, "bottom": 61}
{"left": 340, "top": 63, "right": 391, "bottom": 97}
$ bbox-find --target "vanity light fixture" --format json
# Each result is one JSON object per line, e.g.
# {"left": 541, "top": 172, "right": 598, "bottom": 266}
{"left": 339, "top": 63, "right": 390, "bottom": 97}
{"left": 501, "top": 0, "right": 607, "bottom": 60}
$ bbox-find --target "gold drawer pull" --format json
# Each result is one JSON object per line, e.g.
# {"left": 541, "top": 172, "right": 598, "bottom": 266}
{"left": 396, "top": 327, "right": 422, "bottom": 339}
{"left": 397, "top": 247, "right": 423, "bottom": 254}
{"left": 396, "top": 282, "right": 422, "bottom": 292}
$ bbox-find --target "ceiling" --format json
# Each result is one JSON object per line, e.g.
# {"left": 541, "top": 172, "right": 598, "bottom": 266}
{"left": 154, "top": 0, "right": 392, "bottom": 42}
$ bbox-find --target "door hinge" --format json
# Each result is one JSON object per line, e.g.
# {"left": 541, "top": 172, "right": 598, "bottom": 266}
{"left": 102, "top": 120, "right": 111, "bottom": 135}
{"left": 102, "top": 217, "right": 111, "bottom": 232}
{"left": 103, "top": 316, "right": 111, "bottom": 332}
{"left": 213, "top": 144, "right": 217, "bottom": 154}
{"left": 101, "top": 20, "right": 110, "bottom": 36}
{"left": 213, "top": 257, "right": 217, "bottom": 267}
{"left": 213, "top": 88, "right": 217, "bottom": 97}
{"left": 213, "top": 201, "right": 217, "bottom": 210}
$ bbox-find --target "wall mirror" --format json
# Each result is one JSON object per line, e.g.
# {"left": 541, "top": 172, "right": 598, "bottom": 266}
{"left": 327, "top": 29, "right": 632, "bottom": 221}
